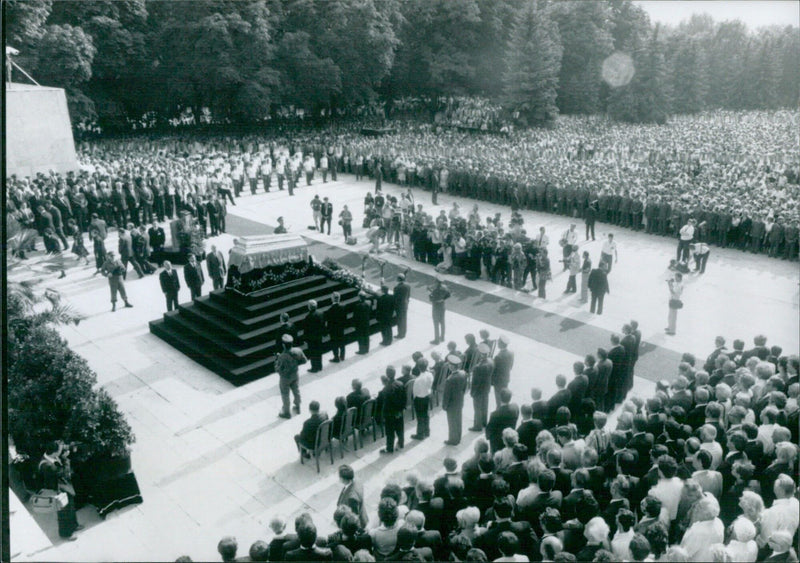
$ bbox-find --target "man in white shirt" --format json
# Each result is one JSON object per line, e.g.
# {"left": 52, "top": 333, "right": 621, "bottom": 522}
{"left": 260, "top": 155, "right": 272, "bottom": 192}
{"left": 678, "top": 218, "right": 696, "bottom": 262}
{"left": 411, "top": 358, "right": 433, "bottom": 440}
{"left": 648, "top": 455, "right": 684, "bottom": 523}
{"left": 758, "top": 475, "right": 800, "bottom": 549}
{"left": 600, "top": 233, "right": 618, "bottom": 273}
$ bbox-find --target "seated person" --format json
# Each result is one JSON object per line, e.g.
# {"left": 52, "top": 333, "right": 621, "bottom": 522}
{"left": 294, "top": 401, "right": 329, "bottom": 454}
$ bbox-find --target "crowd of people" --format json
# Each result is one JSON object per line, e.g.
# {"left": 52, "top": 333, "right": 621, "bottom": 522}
{"left": 440, "top": 97, "right": 510, "bottom": 133}
{"left": 7, "top": 110, "right": 797, "bottom": 295}
{"left": 183, "top": 328, "right": 799, "bottom": 562}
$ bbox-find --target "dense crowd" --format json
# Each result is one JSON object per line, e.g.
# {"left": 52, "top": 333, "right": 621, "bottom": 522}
{"left": 180, "top": 330, "right": 798, "bottom": 562}
{"left": 7, "top": 110, "right": 798, "bottom": 272}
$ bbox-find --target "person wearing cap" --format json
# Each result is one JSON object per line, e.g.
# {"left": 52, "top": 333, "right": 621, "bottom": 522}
{"left": 429, "top": 276, "right": 451, "bottom": 344}
{"left": 325, "top": 292, "right": 347, "bottom": 363}
{"left": 302, "top": 300, "right": 325, "bottom": 373}
{"left": 376, "top": 285, "right": 395, "bottom": 346}
{"left": 411, "top": 358, "right": 433, "bottom": 441}
{"left": 393, "top": 273, "right": 411, "bottom": 339}
{"left": 274, "top": 216, "right": 287, "bottom": 234}
{"left": 276, "top": 334, "right": 307, "bottom": 419}
{"left": 279, "top": 312, "right": 298, "bottom": 343}
{"left": 492, "top": 335, "right": 515, "bottom": 410}
{"left": 442, "top": 368, "right": 468, "bottom": 445}
{"left": 470, "top": 343, "right": 494, "bottom": 432}
{"left": 100, "top": 250, "right": 133, "bottom": 312}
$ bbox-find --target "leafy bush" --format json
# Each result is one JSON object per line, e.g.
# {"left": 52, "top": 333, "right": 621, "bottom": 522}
{"left": 8, "top": 325, "right": 134, "bottom": 461}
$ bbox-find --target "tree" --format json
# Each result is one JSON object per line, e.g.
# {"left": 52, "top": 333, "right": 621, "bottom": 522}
{"left": 503, "top": 0, "right": 562, "bottom": 127}
{"left": 667, "top": 33, "right": 708, "bottom": 114}
{"left": 5, "top": 0, "right": 53, "bottom": 48}
{"left": 274, "top": 31, "right": 342, "bottom": 111}
{"left": 549, "top": 1, "right": 614, "bottom": 114}
{"left": 33, "top": 24, "right": 97, "bottom": 120}
{"left": 387, "top": 0, "right": 482, "bottom": 103}
{"left": 151, "top": 1, "right": 278, "bottom": 123}
{"left": 608, "top": 26, "right": 669, "bottom": 123}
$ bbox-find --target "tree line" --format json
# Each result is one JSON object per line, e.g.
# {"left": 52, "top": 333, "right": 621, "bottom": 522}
{"left": 5, "top": 0, "right": 799, "bottom": 128}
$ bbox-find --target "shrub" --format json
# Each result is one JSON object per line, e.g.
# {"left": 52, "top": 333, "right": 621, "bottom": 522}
{"left": 8, "top": 324, "right": 134, "bottom": 461}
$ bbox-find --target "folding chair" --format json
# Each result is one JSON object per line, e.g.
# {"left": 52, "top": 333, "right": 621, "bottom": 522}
{"left": 333, "top": 407, "right": 359, "bottom": 458}
{"left": 299, "top": 419, "right": 334, "bottom": 473}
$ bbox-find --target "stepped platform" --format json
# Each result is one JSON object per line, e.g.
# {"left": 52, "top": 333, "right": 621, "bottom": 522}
{"left": 149, "top": 274, "right": 383, "bottom": 386}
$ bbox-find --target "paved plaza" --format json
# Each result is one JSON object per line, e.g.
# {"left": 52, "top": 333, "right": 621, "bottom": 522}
{"left": 10, "top": 173, "right": 800, "bottom": 562}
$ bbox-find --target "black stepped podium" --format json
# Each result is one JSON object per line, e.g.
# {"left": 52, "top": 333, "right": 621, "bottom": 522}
{"left": 149, "top": 275, "right": 381, "bottom": 386}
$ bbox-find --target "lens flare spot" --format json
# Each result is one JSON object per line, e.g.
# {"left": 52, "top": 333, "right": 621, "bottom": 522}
{"left": 602, "top": 52, "right": 635, "bottom": 88}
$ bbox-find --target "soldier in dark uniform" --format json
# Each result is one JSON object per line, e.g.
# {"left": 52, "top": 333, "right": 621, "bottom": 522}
{"left": 658, "top": 200, "right": 671, "bottom": 235}
{"left": 585, "top": 202, "right": 597, "bottom": 241}
{"left": 302, "top": 299, "right": 326, "bottom": 373}
{"left": 631, "top": 196, "right": 643, "bottom": 231}
{"left": 645, "top": 198, "right": 658, "bottom": 234}
{"left": 784, "top": 223, "right": 798, "bottom": 260}
{"left": 749, "top": 216, "right": 765, "bottom": 253}
{"left": 768, "top": 222, "right": 784, "bottom": 257}
{"left": 325, "top": 292, "right": 347, "bottom": 363}
{"left": 619, "top": 192, "right": 631, "bottom": 228}
{"left": 717, "top": 209, "right": 732, "bottom": 247}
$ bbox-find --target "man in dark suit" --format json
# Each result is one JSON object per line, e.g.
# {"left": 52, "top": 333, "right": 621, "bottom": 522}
{"left": 379, "top": 367, "right": 406, "bottom": 454}
{"left": 608, "top": 334, "right": 628, "bottom": 407}
{"left": 159, "top": 260, "right": 181, "bottom": 311}
{"left": 118, "top": 225, "right": 144, "bottom": 279}
{"left": 148, "top": 222, "right": 166, "bottom": 253}
{"left": 492, "top": 335, "right": 515, "bottom": 410}
{"left": 627, "top": 415, "right": 655, "bottom": 478}
{"left": 588, "top": 263, "right": 610, "bottom": 315}
{"left": 353, "top": 292, "right": 373, "bottom": 355}
{"left": 567, "top": 362, "right": 589, "bottom": 417}
{"left": 621, "top": 324, "right": 637, "bottom": 397}
{"left": 294, "top": 401, "right": 328, "bottom": 452}
{"left": 547, "top": 374, "right": 571, "bottom": 424}
{"left": 393, "top": 273, "right": 411, "bottom": 339}
{"left": 486, "top": 388, "right": 520, "bottom": 454}
{"left": 561, "top": 470, "right": 600, "bottom": 522}
{"left": 205, "top": 244, "right": 226, "bottom": 290}
{"left": 320, "top": 196, "right": 333, "bottom": 235}
{"left": 346, "top": 378, "right": 370, "bottom": 414}
{"left": 474, "top": 497, "right": 539, "bottom": 561}
{"left": 376, "top": 285, "right": 395, "bottom": 346}
{"left": 389, "top": 525, "right": 434, "bottom": 562}
{"left": 302, "top": 300, "right": 326, "bottom": 373}
{"left": 404, "top": 510, "right": 444, "bottom": 561}
{"left": 285, "top": 521, "right": 332, "bottom": 561}
{"left": 324, "top": 292, "right": 347, "bottom": 363}
{"left": 469, "top": 344, "right": 494, "bottom": 431}
{"left": 45, "top": 199, "right": 69, "bottom": 249}
{"left": 337, "top": 464, "right": 368, "bottom": 529}
{"left": 183, "top": 254, "right": 205, "bottom": 300}
{"left": 442, "top": 368, "right": 467, "bottom": 445}
{"left": 516, "top": 404, "right": 541, "bottom": 454}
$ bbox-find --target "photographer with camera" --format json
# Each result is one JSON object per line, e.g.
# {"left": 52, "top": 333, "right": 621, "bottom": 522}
{"left": 38, "top": 441, "right": 83, "bottom": 541}
{"left": 666, "top": 273, "right": 684, "bottom": 336}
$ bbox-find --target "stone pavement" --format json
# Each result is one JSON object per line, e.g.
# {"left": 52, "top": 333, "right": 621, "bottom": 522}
{"left": 10, "top": 173, "right": 798, "bottom": 561}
